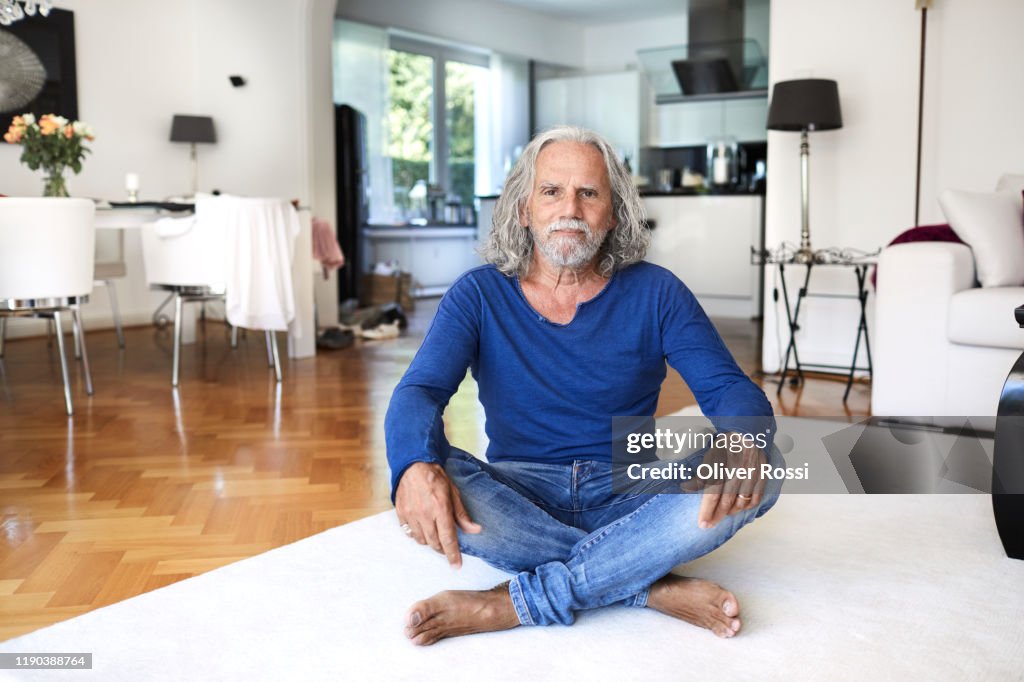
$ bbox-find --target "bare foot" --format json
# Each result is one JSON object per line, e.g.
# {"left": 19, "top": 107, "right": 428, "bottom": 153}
{"left": 646, "top": 575, "right": 742, "bottom": 638}
{"left": 404, "top": 582, "right": 519, "bottom": 646}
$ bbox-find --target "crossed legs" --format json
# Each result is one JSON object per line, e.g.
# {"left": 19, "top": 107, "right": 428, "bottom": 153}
{"left": 405, "top": 450, "right": 782, "bottom": 645}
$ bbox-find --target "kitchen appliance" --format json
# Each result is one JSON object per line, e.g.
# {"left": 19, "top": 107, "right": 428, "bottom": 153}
{"left": 671, "top": 56, "right": 740, "bottom": 96}
{"left": 334, "top": 104, "right": 369, "bottom": 305}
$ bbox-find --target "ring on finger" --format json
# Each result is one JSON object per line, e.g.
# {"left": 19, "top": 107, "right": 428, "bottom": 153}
{"left": 400, "top": 523, "right": 413, "bottom": 536}
{"left": 737, "top": 494, "right": 753, "bottom": 501}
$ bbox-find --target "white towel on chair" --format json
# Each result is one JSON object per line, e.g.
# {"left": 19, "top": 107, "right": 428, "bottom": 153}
{"left": 199, "top": 196, "right": 300, "bottom": 335}
{"left": 153, "top": 215, "right": 196, "bottom": 238}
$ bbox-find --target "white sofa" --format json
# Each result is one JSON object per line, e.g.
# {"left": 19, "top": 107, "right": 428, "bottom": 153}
{"left": 873, "top": 175, "right": 1024, "bottom": 417}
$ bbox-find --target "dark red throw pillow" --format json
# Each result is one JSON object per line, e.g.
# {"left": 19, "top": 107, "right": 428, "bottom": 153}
{"left": 871, "top": 223, "right": 964, "bottom": 288}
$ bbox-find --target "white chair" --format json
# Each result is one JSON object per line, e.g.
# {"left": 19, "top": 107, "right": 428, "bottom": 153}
{"left": 140, "top": 196, "right": 296, "bottom": 387}
{"left": 0, "top": 198, "right": 97, "bottom": 415}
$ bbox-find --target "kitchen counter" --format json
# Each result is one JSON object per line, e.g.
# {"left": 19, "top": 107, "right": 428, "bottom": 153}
{"left": 364, "top": 224, "right": 476, "bottom": 238}
{"left": 362, "top": 224, "right": 480, "bottom": 297}
{"left": 639, "top": 187, "right": 765, "bottom": 197}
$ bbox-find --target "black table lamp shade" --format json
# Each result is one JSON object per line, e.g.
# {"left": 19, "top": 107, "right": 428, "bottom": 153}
{"left": 767, "top": 79, "right": 843, "bottom": 131}
{"left": 170, "top": 115, "right": 216, "bottom": 144}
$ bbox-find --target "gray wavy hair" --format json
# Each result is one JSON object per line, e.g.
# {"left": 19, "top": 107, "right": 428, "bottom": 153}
{"left": 480, "top": 125, "right": 649, "bottom": 278}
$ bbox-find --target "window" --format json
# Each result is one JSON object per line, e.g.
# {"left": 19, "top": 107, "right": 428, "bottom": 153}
{"left": 445, "top": 60, "right": 488, "bottom": 208}
{"left": 387, "top": 37, "right": 489, "bottom": 221}
{"left": 387, "top": 49, "right": 434, "bottom": 216}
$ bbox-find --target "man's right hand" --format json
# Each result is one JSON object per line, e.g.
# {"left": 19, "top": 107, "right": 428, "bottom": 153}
{"left": 395, "top": 462, "right": 481, "bottom": 568}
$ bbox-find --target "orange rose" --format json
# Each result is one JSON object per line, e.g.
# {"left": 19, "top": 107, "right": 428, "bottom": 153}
{"left": 3, "top": 129, "right": 23, "bottom": 143}
{"left": 11, "top": 115, "right": 24, "bottom": 127}
{"left": 39, "top": 116, "right": 59, "bottom": 135}
{"left": 64, "top": 125, "right": 74, "bottom": 139}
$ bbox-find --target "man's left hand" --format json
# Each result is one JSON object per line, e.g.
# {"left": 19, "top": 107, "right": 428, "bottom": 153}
{"left": 687, "top": 435, "right": 768, "bottom": 529}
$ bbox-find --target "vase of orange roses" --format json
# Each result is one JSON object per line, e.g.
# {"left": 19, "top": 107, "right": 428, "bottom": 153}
{"left": 3, "top": 113, "right": 95, "bottom": 197}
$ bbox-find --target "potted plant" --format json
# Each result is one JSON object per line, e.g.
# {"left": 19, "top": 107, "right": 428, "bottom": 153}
{"left": 3, "top": 113, "right": 95, "bottom": 197}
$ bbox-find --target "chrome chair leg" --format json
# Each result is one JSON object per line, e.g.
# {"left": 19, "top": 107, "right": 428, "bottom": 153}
{"left": 72, "top": 304, "right": 94, "bottom": 396}
{"left": 264, "top": 330, "right": 274, "bottom": 367}
{"left": 230, "top": 325, "right": 238, "bottom": 348}
{"left": 105, "top": 279, "right": 126, "bottom": 349}
{"left": 52, "top": 311, "right": 73, "bottom": 416}
{"left": 71, "top": 308, "right": 82, "bottom": 359}
{"left": 172, "top": 292, "right": 183, "bottom": 388}
{"left": 269, "top": 330, "right": 282, "bottom": 383}
{"left": 0, "top": 316, "right": 5, "bottom": 357}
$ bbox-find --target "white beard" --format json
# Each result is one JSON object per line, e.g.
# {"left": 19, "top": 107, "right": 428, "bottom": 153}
{"left": 531, "top": 218, "right": 607, "bottom": 270}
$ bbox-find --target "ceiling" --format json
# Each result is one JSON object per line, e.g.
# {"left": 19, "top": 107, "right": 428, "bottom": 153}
{"left": 491, "top": 0, "right": 689, "bottom": 25}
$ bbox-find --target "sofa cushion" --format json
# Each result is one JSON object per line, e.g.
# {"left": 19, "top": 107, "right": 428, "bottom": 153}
{"left": 948, "top": 286, "right": 1024, "bottom": 350}
{"left": 939, "top": 188, "right": 1024, "bottom": 287}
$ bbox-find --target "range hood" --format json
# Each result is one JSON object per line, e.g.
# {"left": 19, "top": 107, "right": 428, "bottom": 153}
{"left": 637, "top": 0, "right": 768, "bottom": 103}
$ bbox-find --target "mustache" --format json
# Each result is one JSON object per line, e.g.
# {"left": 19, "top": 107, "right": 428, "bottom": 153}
{"left": 545, "top": 218, "right": 592, "bottom": 236}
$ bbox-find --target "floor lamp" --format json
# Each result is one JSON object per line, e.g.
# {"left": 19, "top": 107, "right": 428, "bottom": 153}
{"left": 170, "top": 114, "right": 216, "bottom": 198}
{"left": 767, "top": 79, "right": 843, "bottom": 264}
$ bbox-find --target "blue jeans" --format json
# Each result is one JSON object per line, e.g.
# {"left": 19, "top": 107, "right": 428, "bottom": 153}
{"left": 444, "top": 446, "right": 783, "bottom": 626}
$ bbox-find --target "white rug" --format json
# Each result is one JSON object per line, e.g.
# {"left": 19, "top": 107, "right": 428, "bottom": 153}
{"left": 1, "top": 495, "right": 1022, "bottom": 681}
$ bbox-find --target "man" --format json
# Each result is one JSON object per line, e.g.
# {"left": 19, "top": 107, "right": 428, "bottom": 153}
{"left": 385, "top": 125, "right": 782, "bottom": 646}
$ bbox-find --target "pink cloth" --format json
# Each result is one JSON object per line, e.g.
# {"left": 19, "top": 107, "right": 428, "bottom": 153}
{"left": 312, "top": 217, "right": 345, "bottom": 273}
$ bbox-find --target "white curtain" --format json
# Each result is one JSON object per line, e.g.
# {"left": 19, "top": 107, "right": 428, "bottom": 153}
{"left": 485, "top": 53, "right": 531, "bottom": 196}
{"left": 333, "top": 19, "right": 392, "bottom": 223}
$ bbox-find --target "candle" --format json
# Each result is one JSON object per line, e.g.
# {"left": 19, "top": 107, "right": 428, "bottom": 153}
{"left": 125, "top": 172, "right": 140, "bottom": 192}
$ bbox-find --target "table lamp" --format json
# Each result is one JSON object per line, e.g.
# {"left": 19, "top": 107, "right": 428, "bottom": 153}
{"left": 766, "top": 79, "right": 843, "bottom": 264}
{"left": 170, "top": 114, "right": 216, "bottom": 197}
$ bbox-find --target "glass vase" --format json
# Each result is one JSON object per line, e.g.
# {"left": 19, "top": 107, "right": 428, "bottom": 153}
{"left": 42, "top": 166, "right": 69, "bottom": 197}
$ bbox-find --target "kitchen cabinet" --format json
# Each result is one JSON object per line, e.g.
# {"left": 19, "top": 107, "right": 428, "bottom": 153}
{"left": 651, "top": 97, "right": 768, "bottom": 147}
{"left": 643, "top": 195, "right": 763, "bottom": 318}
{"left": 535, "top": 71, "right": 644, "bottom": 165}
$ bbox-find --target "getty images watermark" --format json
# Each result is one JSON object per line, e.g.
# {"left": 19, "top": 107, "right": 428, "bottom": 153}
{"left": 622, "top": 427, "right": 807, "bottom": 483}
{"left": 610, "top": 414, "right": 1020, "bottom": 495}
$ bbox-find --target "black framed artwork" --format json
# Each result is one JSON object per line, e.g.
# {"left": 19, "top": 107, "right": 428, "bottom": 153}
{"left": 0, "top": 8, "right": 78, "bottom": 123}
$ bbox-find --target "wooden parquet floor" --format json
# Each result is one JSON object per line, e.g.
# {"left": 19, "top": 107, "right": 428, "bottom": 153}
{"left": 0, "top": 300, "right": 870, "bottom": 641}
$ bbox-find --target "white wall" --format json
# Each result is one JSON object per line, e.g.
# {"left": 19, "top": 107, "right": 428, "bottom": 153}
{"left": 335, "top": 0, "right": 586, "bottom": 67}
{"left": 1, "top": 0, "right": 337, "bottom": 336}
{"left": 194, "top": 0, "right": 309, "bottom": 201}
{"left": 761, "top": 0, "right": 920, "bottom": 375}
{"left": 918, "top": 1, "right": 1024, "bottom": 218}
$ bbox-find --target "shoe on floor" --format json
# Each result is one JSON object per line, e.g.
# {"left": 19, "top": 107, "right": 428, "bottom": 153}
{"left": 316, "top": 327, "right": 355, "bottom": 350}
{"left": 359, "top": 320, "right": 401, "bottom": 340}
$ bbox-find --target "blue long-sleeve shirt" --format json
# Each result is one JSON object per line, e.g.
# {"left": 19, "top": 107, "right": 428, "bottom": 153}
{"left": 385, "top": 261, "right": 773, "bottom": 498}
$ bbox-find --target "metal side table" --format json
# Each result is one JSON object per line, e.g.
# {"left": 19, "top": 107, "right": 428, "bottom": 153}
{"left": 771, "top": 258, "right": 875, "bottom": 402}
